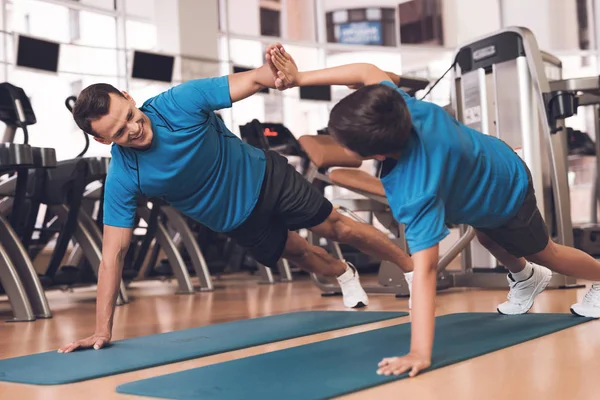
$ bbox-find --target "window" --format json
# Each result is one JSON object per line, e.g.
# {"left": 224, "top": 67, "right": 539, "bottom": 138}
{"left": 260, "top": 7, "right": 280, "bottom": 36}
{"left": 69, "top": 9, "right": 81, "bottom": 42}
{"left": 126, "top": 20, "right": 158, "bottom": 50}
{"left": 8, "top": 0, "right": 71, "bottom": 43}
{"left": 326, "top": 7, "right": 396, "bottom": 47}
{"left": 399, "top": 0, "right": 444, "bottom": 45}
{"left": 125, "top": 0, "right": 155, "bottom": 20}
{"left": 576, "top": 0, "right": 591, "bottom": 50}
{"left": 4, "top": 0, "right": 124, "bottom": 160}
{"left": 74, "top": 0, "right": 116, "bottom": 10}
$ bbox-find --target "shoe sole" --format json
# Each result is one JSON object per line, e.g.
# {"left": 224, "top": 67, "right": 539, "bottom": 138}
{"left": 570, "top": 307, "right": 600, "bottom": 319}
{"left": 497, "top": 269, "right": 553, "bottom": 315}
{"left": 352, "top": 302, "right": 367, "bottom": 309}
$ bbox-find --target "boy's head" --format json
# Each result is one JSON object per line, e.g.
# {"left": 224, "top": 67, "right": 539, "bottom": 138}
{"left": 327, "top": 83, "right": 412, "bottom": 160}
{"left": 73, "top": 83, "right": 153, "bottom": 149}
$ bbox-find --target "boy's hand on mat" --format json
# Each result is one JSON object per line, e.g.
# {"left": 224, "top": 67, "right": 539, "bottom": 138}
{"left": 376, "top": 353, "right": 431, "bottom": 377}
{"left": 58, "top": 333, "right": 111, "bottom": 353}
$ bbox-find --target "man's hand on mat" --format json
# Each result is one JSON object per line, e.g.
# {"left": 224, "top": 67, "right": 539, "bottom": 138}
{"left": 376, "top": 353, "right": 431, "bottom": 377}
{"left": 58, "top": 333, "right": 111, "bottom": 353}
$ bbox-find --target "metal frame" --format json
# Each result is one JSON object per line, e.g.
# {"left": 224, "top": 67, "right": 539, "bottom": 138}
{"left": 48, "top": 204, "right": 130, "bottom": 305}
{"left": 0, "top": 238, "right": 35, "bottom": 321}
{"left": 135, "top": 205, "right": 195, "bottom": 294}
{"left": 161, "top": 206, "right": 214, "bottom": 291}
{"left": 0, "top": 213, "right": 51, "bottom": 318}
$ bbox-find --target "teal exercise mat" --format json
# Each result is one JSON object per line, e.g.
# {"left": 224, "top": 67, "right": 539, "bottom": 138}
{"left": 117, "top": 312, "right": 593, "bottom": 400}
{"left": 0, "top": 310, "right": 406, "bottom": 385}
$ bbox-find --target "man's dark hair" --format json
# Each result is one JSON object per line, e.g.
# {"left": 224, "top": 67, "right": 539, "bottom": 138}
{"left": 72, "top": 83, "right": 125, "bottom": 137}
{"left": 327, "top": 84, "right": 412, "bottom": 157}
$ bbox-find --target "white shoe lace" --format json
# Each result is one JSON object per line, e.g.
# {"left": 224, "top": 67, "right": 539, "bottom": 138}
{"left": 582, "top": 284, "right": 600, "bottom": 305}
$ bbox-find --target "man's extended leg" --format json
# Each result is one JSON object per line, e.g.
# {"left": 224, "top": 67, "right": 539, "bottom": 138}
{"left": 281, "top": 230, "right": 368, "bottom": 308}
{"left": 302, "top": 209, "right": 415, "bottom": 307}
{"left": 309, "top": 209, "right": 413, "bottom": 273}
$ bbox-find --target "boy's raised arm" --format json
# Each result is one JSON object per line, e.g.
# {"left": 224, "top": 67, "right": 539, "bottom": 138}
{"left": 266, "top": 44, "right": 393, "bottom": 89}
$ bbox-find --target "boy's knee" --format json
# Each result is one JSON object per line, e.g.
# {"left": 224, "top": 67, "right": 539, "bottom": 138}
{"left": 526, "top": 240, "right": 556, "bottom": 265}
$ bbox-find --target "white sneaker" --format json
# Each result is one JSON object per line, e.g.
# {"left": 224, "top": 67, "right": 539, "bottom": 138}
{"left": 497, "top": 263, "right": 552, "bottom": 315}
{"left": 571, "top": 283, "right": 600, "bottom": 318}
{"left": 337, "top": 262, "right": 369, "bottom": 308}
{"left": 404, "top": 271, "right": 414, "bottom": 309}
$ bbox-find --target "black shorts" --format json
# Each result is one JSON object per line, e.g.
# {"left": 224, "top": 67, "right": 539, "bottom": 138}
{"left": 476, "top": 163, "right": 549, "bottom": 258}
{"left": 228, "top": 150, "right": 333, "bottom": 268}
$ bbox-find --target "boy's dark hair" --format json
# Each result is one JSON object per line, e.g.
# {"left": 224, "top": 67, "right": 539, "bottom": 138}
{"left": 327, "top": 84, "right": 412, "bottom": 157}
{"left": 72, "top": 83, "right": 125, "bottom": 137}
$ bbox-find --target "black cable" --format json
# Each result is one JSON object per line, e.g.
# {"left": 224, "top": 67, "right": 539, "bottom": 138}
{"left": 65, "top": 96, "right": 89, "bottom": 157}
{"left": 21, "top": 124, "right": 29, "bottom": 145}
{"left": 419, "top": 59, "right": 458, "bottom": 101}
{"left": 65, "top": 96, "right": 76, "bottom": 112}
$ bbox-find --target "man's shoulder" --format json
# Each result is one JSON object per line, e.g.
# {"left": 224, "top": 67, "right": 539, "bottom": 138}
{"left": 107, "top": 147, "right": 136, "bottom": 184}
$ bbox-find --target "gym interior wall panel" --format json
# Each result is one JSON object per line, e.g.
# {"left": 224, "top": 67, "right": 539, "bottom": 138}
{"left": 500, "top": 0, "right": 578, "bottom": 51}
{"left": 441, "top": 0, "right": 501, "bottom": 48}
{"left": 226, "top": 0, "right": 261, "bottom": 36}
{"left": 323, "top": 0, "right": 401, "bottom": 12}
{"left": 285, "top": 0, "right": 317, "bottom": 42}
{"left": 154, "top": 0, "right": 181, "bottom": 54}
{"left": 126, "top": 0, "right": 156, "bottom": 20}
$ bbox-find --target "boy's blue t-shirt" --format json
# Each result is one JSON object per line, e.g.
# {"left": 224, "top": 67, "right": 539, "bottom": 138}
{"left": 379, "top": 80, "right": 529, "bottom": 254}
{"left": 103, "top": 76, "right": 266, "bottom": 233}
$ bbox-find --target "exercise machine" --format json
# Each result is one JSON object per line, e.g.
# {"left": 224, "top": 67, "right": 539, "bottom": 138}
{"left": 449, "top": 26, "right": 582, "bottom": 288}
{"left": 0, "top": 85, "right": 130, "bottom": 305}
{"left": 0, "top": 82, "right": 54, "bottom": 320}
{"left": 544, "top": 71, "right": 600, "bottom": 255}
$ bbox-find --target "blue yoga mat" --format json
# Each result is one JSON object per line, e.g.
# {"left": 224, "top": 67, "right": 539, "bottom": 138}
{"left": 117, "top": 312, "right": 593, "bottom": 400}
{"left": 0, "top": 310, "right": 406, "bottom": 385}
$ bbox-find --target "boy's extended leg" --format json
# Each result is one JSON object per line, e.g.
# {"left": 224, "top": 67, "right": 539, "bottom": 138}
{"left": 527, "top": 241, "right": 600, "bottom": 318}
{"left": 475, "top": 230, "right": 553, "bottom": 315}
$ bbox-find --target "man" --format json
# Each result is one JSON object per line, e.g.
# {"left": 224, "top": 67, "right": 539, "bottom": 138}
{"left": 58, "top": 47, "right": 414, "bottom": 353}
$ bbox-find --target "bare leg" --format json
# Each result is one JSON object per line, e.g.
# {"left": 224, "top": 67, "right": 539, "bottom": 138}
{"left": 475, "top": 230, "right": 527, "bottom": 273}
{"left": 282, "top": 231, "right": 347, "bottom": 277}
{"left": 527, "top": 240, "right": 600, "bottom": 281}
{"left": 310, "top": 209, "right": 413, "bottom": 272}
{"left": 283, "top": 222, "right": 371, "bottom": 308}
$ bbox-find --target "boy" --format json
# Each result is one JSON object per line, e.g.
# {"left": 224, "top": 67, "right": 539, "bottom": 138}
{"left": 58, "top": 47, "right": 416, "bottom": 354}
{"left": 267, "top": 44, "right": 600, "bottom": 377}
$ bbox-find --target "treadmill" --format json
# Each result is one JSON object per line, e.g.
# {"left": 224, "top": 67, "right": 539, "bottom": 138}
{"left": 0, "top": 83, "right": 54, "bottom": 321}
{"left": 0, "top": 83, "right": 129, "bottom": 306}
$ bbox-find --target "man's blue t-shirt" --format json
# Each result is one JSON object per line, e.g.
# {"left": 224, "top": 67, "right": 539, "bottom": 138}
{"left": 379, "top": 80, "right": 529, "bottom": 254}
{"left": 103, "top": 76, "right": 266, "bottom": 232}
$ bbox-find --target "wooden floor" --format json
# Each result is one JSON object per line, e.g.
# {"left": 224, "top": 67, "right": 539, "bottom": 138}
{"left": 0, "top": 273, "right": 599, "bottom": 400}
